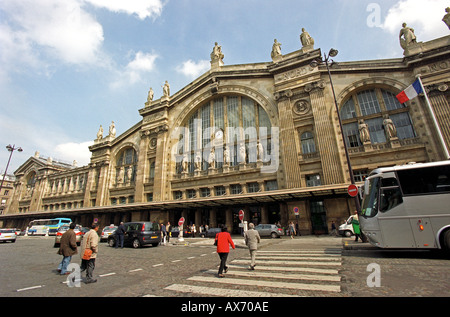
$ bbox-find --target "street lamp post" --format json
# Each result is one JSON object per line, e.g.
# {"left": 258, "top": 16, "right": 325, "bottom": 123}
{"left": 0, "top": 144, "right": 23, "bottom": 193}
{"left": 311, "top": 49, "right": 361, "bottom": 213}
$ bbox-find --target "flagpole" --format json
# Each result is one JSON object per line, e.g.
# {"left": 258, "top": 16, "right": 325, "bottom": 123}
{"left": 416, "top": 75, "right": 450, "bottom": 159}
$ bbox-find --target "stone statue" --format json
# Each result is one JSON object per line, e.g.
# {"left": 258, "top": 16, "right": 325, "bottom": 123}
{"left": 126, "top": 167, "right": 132, "bottom": 182}
{"left": 271, "top": 39, "right": 282, "bottom": 60}
{"left": 117, "top": 167, "right": 124, "bottom": 183}
{"left": 163, "top": 81, "right": 170, "bottom": 98}
{"left": 358, "top": 120, "right": 371, "bottom": 143}
{"left": 300, "top": 28, "right": 314, "bottom": 47}
{"left": 182, "top": 153, "right": 189, "bottom": 172}
{"left": 399, "top": 23, "right": 417, "bottom": 50}
{"left": 383, "top": 116, "right": 397, "bottom": 140}
{"left": 208, "top": 147, "right": 216, "bottom": 169}
{"left": 147, "top": 87, "right": 154, "bottom": 103}
{"left": 211, "top": 42, "right": 224, "bottom": 62}
{"left": 443, "top": 7, "right": 450, "bottom": 30}
{"left": 109, "top": 121, "right": 116, "bottom": 138}
{"left": 194, "top": 152, "right": 202, "bottom": 171}
{"left": 239, "top": 142, "right": 246, "bottom": 164}
{"left": 223, "top": 146, "right": 230, "bottom": 166}
{"left": 96, "top": 125, "right": 103, "bottom": 140}
{"left": 257, "top": 141, "right": 264, "bottom": 161}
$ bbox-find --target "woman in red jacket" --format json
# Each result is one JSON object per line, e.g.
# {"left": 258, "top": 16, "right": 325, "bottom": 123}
{"left": 214, "top": 227, "right": 235, "bottom": 278}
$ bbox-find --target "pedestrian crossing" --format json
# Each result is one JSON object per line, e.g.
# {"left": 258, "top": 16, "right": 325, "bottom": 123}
{"left": 163, "top": 247, "right": 343, "bottom": 297}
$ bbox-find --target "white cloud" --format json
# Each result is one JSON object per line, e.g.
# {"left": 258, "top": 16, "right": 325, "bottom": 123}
{"left": 110, "top": 51, "right": 158, "bottom": 88}
{"left": 54, "top": 141, "right": 94, "bottom": 167}
{"left": 176, "top": 60, "right": 210, "bottom": 79}
{"left": 0, "top": 0, "right": 104, "bottom": 68}
{"left": 381, "top": 0, "right": 449, "bottom": 40}
{"left": 84, "top": 0, "right": 165, "bottom": 20}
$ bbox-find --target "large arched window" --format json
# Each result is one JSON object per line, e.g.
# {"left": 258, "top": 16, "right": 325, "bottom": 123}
{"left": 177, "top": 95, "right": 272, "bottom": 173}
{"left": 340, "top": 88, "right": 416, "bottom": 147}
{"left": 115, "top": 147, "right": 138, "bottom": 184}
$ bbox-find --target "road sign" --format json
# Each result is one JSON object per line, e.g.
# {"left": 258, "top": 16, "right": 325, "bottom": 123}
{"left": 239, "top": 210, "right": 244, "bottom": 221}
{"left": 293, "top": 207, "right": 299, "bottom": 216}
{"left": 178, "top": 217, "right": 185, "bottom": 226}
{"left": 348, "top": 184, "right": 358, "bottom": 197}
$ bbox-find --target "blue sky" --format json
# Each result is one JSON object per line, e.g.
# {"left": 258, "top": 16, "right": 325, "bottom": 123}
{"left": 0, "top": 0, "right": 449, "bottom": 173}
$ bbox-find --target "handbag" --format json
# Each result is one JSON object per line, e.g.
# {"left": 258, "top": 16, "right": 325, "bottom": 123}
{"left": 82, "top": 232, "right": 93, "bottom": 260}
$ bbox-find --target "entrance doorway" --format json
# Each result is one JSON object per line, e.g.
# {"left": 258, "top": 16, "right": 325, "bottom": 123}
{"left": 310, "top": 201, "right": 328, "bottom": 235}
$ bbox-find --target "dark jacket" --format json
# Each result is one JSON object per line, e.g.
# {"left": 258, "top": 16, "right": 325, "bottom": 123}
{"left": 57, "top": 229, "right": 78, "bottom": 257}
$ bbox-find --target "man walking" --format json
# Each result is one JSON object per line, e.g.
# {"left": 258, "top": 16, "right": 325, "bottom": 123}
{"left": 57, "top": 222, "right": 78, "bottom": 275}
{"left": 244, "top": 223, "right": 261, "bottom": 270}
{"left": 80, "top": 223, "right": 99, "bottom": 284}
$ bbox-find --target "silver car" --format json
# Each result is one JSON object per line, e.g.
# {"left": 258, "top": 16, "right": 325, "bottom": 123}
{"left": 54, "top": 225, "right": 83, "bottom": 247}
{"left": 0, "top": 229, "right": 17, "bottom": 243}
{"left": 101, "top": 225, "right": 117, "bottom": 242}
{"left": 254, "top": 224, "right": 284, "bottom": 238}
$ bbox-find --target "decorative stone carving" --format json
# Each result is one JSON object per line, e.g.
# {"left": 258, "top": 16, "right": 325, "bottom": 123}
{"left": 147, "top": 87, "right": 154, "bottom": 104}
{"left": 109, "top": 121, "right": 116, "bottom": 138}
{"left": 383, "top": 116, "right": 397, "bottom": 140}
{"left": 292, "top": 100, "right": 310, "bottom": 115}
{"left": 358, "top": 119, "right": 371, "bottom": 143}
{"left": 271, "top": 39, "right": 282, "bottom": 62}
{"left": 443, "top": 7, "right": 450, "bottom": 30}
{"left": 96, "top": 125, "right": 103, "bottom": 140}
{"left": 300, "top": 28, "right": 314, "bottom": 52}
{"left": 210, "top": 42, "right": 224, "bottom": 68}
{"left": 399, "top": 23, "right": 417, "bottom": 50}
{"left": 162, "top": 81, "right": 170, "bottom": 98}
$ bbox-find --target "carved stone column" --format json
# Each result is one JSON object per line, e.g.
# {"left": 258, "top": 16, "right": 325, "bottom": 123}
{"left": 307, "top": 81, "right": 345, "bottom": 185}
{"left": 275, "top": 90, "right": 302, "bottom": 189}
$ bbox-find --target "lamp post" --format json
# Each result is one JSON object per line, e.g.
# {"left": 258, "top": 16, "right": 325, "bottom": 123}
{"left": 311, "top": 49, "right": 361, "bottom": 212}
{"left": 0, "top": 144, "right": 23, "bottom": 193}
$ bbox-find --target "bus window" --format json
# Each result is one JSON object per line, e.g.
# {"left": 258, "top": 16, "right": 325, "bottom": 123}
{"left": 380, "top": 187, "right": 403, "bottom": 212}
{"left": 397, "top": 165, "right": 450, "bottom": 195}
{"left": 361, "top": 177, "right": 380, "bottom": 217}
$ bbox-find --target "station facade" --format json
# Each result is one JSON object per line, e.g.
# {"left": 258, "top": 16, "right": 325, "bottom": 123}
{"left": 2, "top": 29, "right": 450, "bottom": 235}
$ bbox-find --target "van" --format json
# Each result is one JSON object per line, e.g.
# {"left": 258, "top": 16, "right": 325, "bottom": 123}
{"left": 338, "top": 216, "right": 354, "bottom": 237}
{"left": 107, "top": 221, "right": 161, "bottom": 248}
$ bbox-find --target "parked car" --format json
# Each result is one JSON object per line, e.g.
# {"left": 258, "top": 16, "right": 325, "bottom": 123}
{"left": 101, "top": 225, "right": 117, "bottom": 242}
{"left": 200, "top": 227, "right": 222, "bottom": 238}
{"left": 54, "top": 224, "right": 83, "bottom": 247}
{"left": 255, "top": 224, "right": 284, "bottom": 238}
{"left": 0, "top": 229, "right": 17, "bottom": 243}
{"left": 338, "top": 216, "right": 355, "bottom": 237}
{"left": 169, "top": 226, "right": 192, "bottom": 238}
{"left": 107, "top": 221, "right": 161, "bottom": 248}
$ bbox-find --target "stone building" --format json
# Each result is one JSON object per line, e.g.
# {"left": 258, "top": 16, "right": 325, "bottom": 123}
{"left": 1, "top": 26, "right": 449, "bottom": 234}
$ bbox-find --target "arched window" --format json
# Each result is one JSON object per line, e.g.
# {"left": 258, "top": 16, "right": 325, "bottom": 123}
{"left": 116, "top": 147, "right": 138, "bottom": 184}
{"left": 301, "top": 132, "right": 316, "bottom": 154}
{"left": 178, "top": 95, "right": 272, "bottom": 173}
{"left": 340, "top": 88, "right": 416, "bottom": 147}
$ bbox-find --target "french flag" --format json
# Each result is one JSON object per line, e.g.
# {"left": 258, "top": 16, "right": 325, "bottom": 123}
{"left": 396, "top": 79, "right": 423, "bottom": 104}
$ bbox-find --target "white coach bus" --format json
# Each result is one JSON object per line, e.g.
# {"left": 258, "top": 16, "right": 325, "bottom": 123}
{"left": 359, "top": 161, "right": 450, "bottom": 252}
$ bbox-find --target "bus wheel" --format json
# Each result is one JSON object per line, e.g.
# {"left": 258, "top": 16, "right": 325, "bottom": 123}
{"left": 444, "top": 230, "right": 450, "bottom": 252}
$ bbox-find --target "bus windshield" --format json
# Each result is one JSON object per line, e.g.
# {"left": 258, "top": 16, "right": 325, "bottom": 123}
{"left": 361, "top": 177, "right": 380, "bottom": 218}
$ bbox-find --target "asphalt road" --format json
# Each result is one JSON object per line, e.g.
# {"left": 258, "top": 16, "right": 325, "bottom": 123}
{"left": 1, "top": 234, "right": 449, "bottom": 299}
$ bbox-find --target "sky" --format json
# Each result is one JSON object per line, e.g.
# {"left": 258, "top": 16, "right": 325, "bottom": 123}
{"left": 0, "top": 0, "right": 449, "bottom": 174}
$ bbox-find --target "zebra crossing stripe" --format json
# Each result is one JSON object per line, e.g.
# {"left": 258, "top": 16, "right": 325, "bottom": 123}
{"left": 164, "top": 284, "right": 297, "bottom": 297}
{"left": 231, "top": 259, "right": 340, "bottom": 266}
{"left": 205, "top": 269, "right": 341, "bottom": 282}
{"left": 226, "top": 264, "right": 339, "bottom": 275}
{"left": 256, "top": 256, "right": 341, "bottom": 261}
{"left": 187, "top": 276, "right": 341, "bottom": 293}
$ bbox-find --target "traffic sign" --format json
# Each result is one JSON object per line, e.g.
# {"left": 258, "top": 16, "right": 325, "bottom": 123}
{"left": 293, "top": 207, "right": 299, "bottom": 216}
{"left": 178, "top": 217, "right": 185, "bottom": 226}
{"left": 239, "top": 210, "right": 244, "bottom": 221}
{"left": 348, "top": 184, "right": 358, "bottom": 197}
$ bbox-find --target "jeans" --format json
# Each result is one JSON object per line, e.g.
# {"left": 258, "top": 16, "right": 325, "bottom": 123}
{"left": 115, "top": 234, "right": 124, "bottom": 248}
{"left": 58, "top": 256, "right": 72, "bottom": 274}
